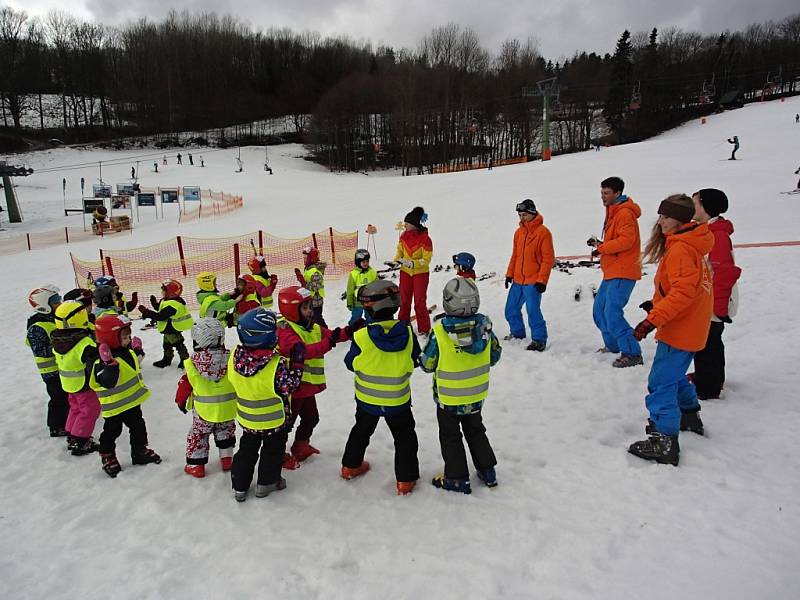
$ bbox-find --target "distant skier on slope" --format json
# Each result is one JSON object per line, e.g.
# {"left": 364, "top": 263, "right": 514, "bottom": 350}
{"left": 727, "top": 136, "right": 739, "bottom": 160}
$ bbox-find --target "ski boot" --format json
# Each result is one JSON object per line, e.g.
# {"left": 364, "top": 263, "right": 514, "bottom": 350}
{"left": 152, "top": 352, "right": 173, "bottom": 368}
{"left": 628, "top": 432, "right": 680, "bottom": 466}
{"left": 184, "top": 464, "right": 206, "bottom": 478}
{"left": 396, "top": 480, "right": 416, "bottom": 495}
{"left": 613, "top": 353, "right": 644, "bottom": 368}
{"left": 101, "top": 452, "right": 122, "bottom": 478}
{"left": 477, "top": 467, "right": 498, "bottom": 488}
{"left": 131, "top": 447, "right": 162, "bottom": 465}
{"left": 340, "top": 460, "right": 370, "bottom": 480}
{"left": 71, "top": 437, "right": 100, "bottom": 456}
{"left": 220, "top": 449, "right": 233, "bottom": 471}
{"left": 526, "top": 340, "right": 546, "bottom": 352}
{"left": 255, "top": 477, "right": 287, "bottom": 498}
{"left": 680, "top": 410, "right": 705, "bottom": 436}
{"left": 281, "top": 452, "right": 300, "bottom": 470}
{"left": 503, "top": 334, "right": 525, "bottom": 341}
{"left": 291, "top": 440, "right": 320, "bottom": 463}
{"left": 233, "top": 490, "right": 247, "bottom": 503}
{"left": 50, "top": 427, "right": 68, "bottom": 437}
{"left": 66, "top": 436, "right": 79, "bottom": 453}
{"left": 431, "top": 474, "right": 472, "bottom": 494}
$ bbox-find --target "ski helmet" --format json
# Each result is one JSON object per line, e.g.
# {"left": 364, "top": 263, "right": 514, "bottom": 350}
{"left": 302, "top": 246, "right": 320, "bottom": 266}
{"left": 54, "top": 300, "right": 91, "bottom": 330}
{"left": 452, "top": 252, "right": 476, "bottom": 271}
{"left": 196, "top": 272, "right": 217, "bottom": 292}
{"left": 354, "top": 249, "right": 370, "bottom": 267}
{"left": 236, "top": 308, "right": 278, "bottom": 348}
{"left": 278, "top": 286, "right": 312, "bottom": 323}
{"left": 28, "top": 284, "right": 61, "bottom": 314}
{"left": 94, "top": 275, "right": 117, "bottom": 289}
{"left": 93, "top": 285, "right": 116, "bottom": 308}
{"left": 64, "top": 288, "right": 92, "bottom": 307}
{"left": 515, "top": 198, "right": 537, "bottom": 216}
{"left": 442, "top": 277, "right": 480, "bottom": 317}
{"left": 248, "top": 255, "right": 267, "bottom": 274}
{"left": 358, "top": 280, "right": 401, "bottom": 318}
{"left": 191, "top": 317, "right": 226, "bottom": 349}
{"left": 161, "top": 279, "right": 183, "bottom": 299}
{"left": 95, "top": 314, "right": 132, "bottom": 349}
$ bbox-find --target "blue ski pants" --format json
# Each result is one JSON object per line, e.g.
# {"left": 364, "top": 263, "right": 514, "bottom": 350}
{"left": 504, "top": 283, "right": 547, "bottom": 343}
{"left": 645, "top": 342, "right": 701, "bottom": 436}
{"left": 593, "top": 278, "right": 641, "bottom": 356}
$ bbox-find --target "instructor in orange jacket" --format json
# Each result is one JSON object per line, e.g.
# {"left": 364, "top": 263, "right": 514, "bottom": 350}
{"left": 504, "top": 199, "right": 555, "bottom": 351}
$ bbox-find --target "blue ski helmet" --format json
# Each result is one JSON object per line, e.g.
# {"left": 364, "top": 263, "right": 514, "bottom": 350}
{"left": 452, "top": 252, "right": 476, "bottom": 271}
{"left": 236, "top": 308, "right": 278, "bottom": 348}
{"left": 94, "top": 275, "right": 117, "bottom": 288}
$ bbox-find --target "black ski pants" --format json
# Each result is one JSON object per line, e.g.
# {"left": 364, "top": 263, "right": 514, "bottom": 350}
{"left": 231, "top": 429, "right": 288, "bottom": 492}
{"left": 693, "top": 321, "right": 725, "bottom": 399}
{"left": 436, "top": 406, "right": 496, "bottom": 480}
{"left": 342, "top": 405, "right": 419, "bottom": 482}
{"left": 99, "top": 405, "right": 148, "bottom": 455}
{"left": 44, "top": 376, "right": 69, "bottom": 431}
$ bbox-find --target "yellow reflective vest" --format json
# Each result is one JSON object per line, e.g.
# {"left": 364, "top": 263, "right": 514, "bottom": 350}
{"left": 304, "top": 266, "right": 325, "bottom": 299}
{"left": 156, "top": 299, "right": 194, "bottom": 333}
{"left": 251, "top": 274, "right": 274, "bottom": 308}
{"left": 54, "top": 336, "right": 96, "bottom": 393}
{"left": 199, "top": 293, "right": 229, "bottom": 323}
{"left": 183, "top": 359, "right": 237, "bottom": 423}
{"left": 347, "top": 267, "right": 377, "bottom": 307}
{"left": 432, "top": 323, "right": 491, "bottom": 406}
{"left": 285, "top": 320, "right": 325, "bottom": 386}
{"left": 25, "top": 321, "right": 58, "bottom": 376}
{"left": 90, "top": 350, "right": 151, "bottom": 417}
{"left": 352, "top": 321, "right": 414, "bottom": 407}
{"left": 227, "top": 349, "right": 285, "bottom": 431}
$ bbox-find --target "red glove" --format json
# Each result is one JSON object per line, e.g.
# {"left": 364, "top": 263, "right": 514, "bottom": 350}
{"left": 98, "top": 343, "right": 118, "bottom": 365}
{"left": 294, "top": 268, "right": 307, "bottom": 286}
{"left": 633, "top": 319, "right": 655, "bottom": 341}
{"left": 270, "top": 274, "right": 278, "bottom": 286}
{"left": 289, "top": 342, "right": 306, "bottom": 369}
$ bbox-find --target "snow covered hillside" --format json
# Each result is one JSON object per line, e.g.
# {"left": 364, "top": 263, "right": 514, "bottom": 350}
{"left": 2, "top": 97, "right": 800, "bottom": 600}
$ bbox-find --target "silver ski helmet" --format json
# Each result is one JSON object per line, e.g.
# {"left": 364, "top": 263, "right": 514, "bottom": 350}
{"left": 192, "top": 317, "right": 226, "bottom": 349}
{"left": 442, "top": 277, "right": 480, "bottom": 317}
{"left": 354, "top": 248, "right": 370, "bottom": 267}
{"left": 92, "top": 285, "right": 115, "bottom": 308}
{"left": 358, "top": 280, "right": 400, "bottom": 318}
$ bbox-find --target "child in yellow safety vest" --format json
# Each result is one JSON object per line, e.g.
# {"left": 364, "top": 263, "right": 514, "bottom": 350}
{"left": 175, "top": 318, "right": 237, "bottom": 478}
{"left": 346, "top": 248, "right": 378, "bottom": 326}
{"left": 228, "top": 308, "right": 304, "bottom": 502}
{"left": 25, "top": 284, "right": 70, "bottom": 439}
{"left": 294, "top": 246, "right": 327, "bottom": 327}
{"left": 341, "top": 280, "right": 421, "bottom": 495}
{"left": 420, "top": 278, "right": 502, "bottom": 494}
{"left": 138, "top": 278, "right": 193, "bottom": 368}
{"left": 247, "top": 255, "right": 279, "bottom": 309}
{"left": 91, "top": 314, "right": 160, "bottom": 478}
{"left": 195, "top": 272, "right": 238, "bottom": 326}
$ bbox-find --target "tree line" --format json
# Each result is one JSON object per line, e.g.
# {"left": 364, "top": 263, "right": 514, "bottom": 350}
{"left": 1, "top": 7, "right": 799, "bottom": 170}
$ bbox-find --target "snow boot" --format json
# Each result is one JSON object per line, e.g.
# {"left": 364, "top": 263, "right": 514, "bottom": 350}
{"left": 233, "top": 490, "right": 247, "bottom": 503}
{"left": 50, "top": 427, "right": 68, "bottom": 437}
{"left": 596, "top": 346, "right": 618, "bottom": 354}
{"left": 100, "top": 452, "right": 122, "bottom": 478}
{"left": 431, "top": 474, "right": 472, "bottom": 494}
{"left": 281, "top": 452, "right": 300, "bottom": 470}
{"left": 503, "top": 334, "right": 525, "bottom": 341}
{"left": 628, "top": 432, "right": 680, "bottom": 466}
{"left": 526, "top": 340, "right": 546, "bottom": 352}
{"left": 220, "top": 456, "right": 233, "bottom": 471}
{"left": 613, "top": 353, "right": 644, "bottom": 368}
{"left": 341, "top": 460, "right": 370, "bottom": 480}
{"left": 680, "top": 410, "right": 705, "bottom": 436}
{"left": 71, "top": 437, "right": 100, "bottom": 456}
{"left": 477, "top": 467, "right": 498, "bottom": 488}
{"left": 131, "top": 447, "right": 162, "bottom": 465}
{"left": 152, "top": 352, "right": 173, "bottom": 368}
{"left": 184, "top": 464, "right": 206, "bottom": 478}
{"left": 291, "top": 440, "right": 320, "bottom": 463}
{"left": 396, "top": 480, "right": 417, "bottom": 495}
{"left": 66, "top": 436, "right": 79, "bottom": 452}
{"left": 255, "top": 477, "right": 287, "bottom": 498}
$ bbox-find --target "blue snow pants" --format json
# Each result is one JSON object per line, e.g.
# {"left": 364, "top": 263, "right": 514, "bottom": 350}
{"left": 645, "top": 342, "right": 701, "bottom": 436}
{"left": 592, "top": 278, "right": 641, "bottom": 356}
{"left": 504, "top": 283, "right": 547, "bottom": 343}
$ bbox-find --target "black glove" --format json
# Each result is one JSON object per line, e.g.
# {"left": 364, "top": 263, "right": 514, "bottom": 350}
{"left": 716, "top": 314, "right": 733, "bottom": 324}
{"left": 591, "top": 249, "right": 600, "bottom": 258}
{"left": 534, "top": 282, "right": 546, "bottom": 293}
{"left": 290, "top": 342, "right": 305, "bottom": 367}
{"left": 345, "top": 318, "right": 366, "bottom": 338}
{"left": 505, "top": 277, "right": 512, "bottom": 289}
{"left": 225, "top": 313, "right": 235, "bottom": 328}
{"left": 329, "top": 327, "right": 341, "bottom": 347}
{"left": 340, "top": 292, "right": 347, "bottom": 301}
{"left": 149, "top": 295, "right": 159, "bottom": 309}
{"left": 587, "top": 236, "right": 600, "bottom": 247}
{"left": 639, "top": 300, "right": 653, "bottom": 313}
{"left": 178, "top": 404, "right": 187, "bottom": 414}
{"left": 633, "top": 319, "right": 656, "bottom": 341}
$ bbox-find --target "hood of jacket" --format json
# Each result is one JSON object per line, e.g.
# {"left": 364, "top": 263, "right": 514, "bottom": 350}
{"left": 519, "top": 213, "right": 545, "bottom": 232}
{"left": 606, "top": 197, "right": 642, "bottom": 221}
{"left": 191, "top": 347, "right": 229, "bottom": 381}
{"left": 708, "top": 216, "right": 734, "bottom": 236}
{"left": 51, "top": 328, "right": 92, "bottom": 354}
{"left": 232, "top": 346, "right": 277, "bottom": 377}
{"left": 666, "top": 222, "right": 714, "bottom": 256}
{"left": 27, "top": 312, "right": 55, "bottom": 331}
{"left": 365, "top": 320, "right": 412, "bottom": 352}
{"left": 440, "top": 315, "right": 492, "bottom": 355}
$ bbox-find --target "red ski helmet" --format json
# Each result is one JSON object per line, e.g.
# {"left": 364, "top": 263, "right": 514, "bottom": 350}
{"left": 302, "top": 246, "right": 319, "bottom": 267}
{"left": 161, "top": 279, "right": 183, "bottom": 299}
{"left": 278, "top": 286, "right": 312, "bottom": 323}
{"left": 248, "top": 255, "right": 267, "bottom": 274}
{"left": 95, "top": 314, "right": 132, "bottom": 349}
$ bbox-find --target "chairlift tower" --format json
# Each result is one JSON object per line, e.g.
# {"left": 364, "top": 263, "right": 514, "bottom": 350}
{"left": 523, "top": 77, "right": 560, "bottom": 161}
{"left": 0, "top": 161, "right": 34, "bottom": 223}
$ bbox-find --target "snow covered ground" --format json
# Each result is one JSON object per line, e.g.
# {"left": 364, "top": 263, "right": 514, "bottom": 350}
{"left": 2, "top": 97, "right": 800, "bottom": 599}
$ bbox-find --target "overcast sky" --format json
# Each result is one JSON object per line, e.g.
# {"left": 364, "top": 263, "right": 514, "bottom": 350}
{"left": 5, "top": 0, "right": 798, "bottom": 58}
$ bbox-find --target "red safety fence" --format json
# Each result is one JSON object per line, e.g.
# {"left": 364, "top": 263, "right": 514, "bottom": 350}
{"left": 70, "top": 227, "right": 359, "bottom": 310}
{"left": 0, "top": 224, "right": 133, "bottom": 255}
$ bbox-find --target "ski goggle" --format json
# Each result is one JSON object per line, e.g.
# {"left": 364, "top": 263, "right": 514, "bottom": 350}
{"left": 516, "top": 202, "right": 537, "bottom": 215}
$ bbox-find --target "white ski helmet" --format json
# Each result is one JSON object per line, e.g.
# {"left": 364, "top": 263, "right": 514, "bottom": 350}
{"left": 28, "top": 284, "right": 61, "bottom": 314}
{"left": 442, "top": 277, "right": 480, "bottom": 317}
{"left": 191, "top": 317, "right": 226, "bottom": 349}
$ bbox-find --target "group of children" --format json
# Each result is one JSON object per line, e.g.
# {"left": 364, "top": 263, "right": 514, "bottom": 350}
{"left": 27, "top": 247, "right": 501, "bottom": 499}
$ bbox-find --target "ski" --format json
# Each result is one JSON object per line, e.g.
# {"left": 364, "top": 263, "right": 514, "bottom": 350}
{"left": 780, "top": 190, "right": 800, "bottom": 195}
{"left": 477, "top": 271, "right": 497, "bottom": 281}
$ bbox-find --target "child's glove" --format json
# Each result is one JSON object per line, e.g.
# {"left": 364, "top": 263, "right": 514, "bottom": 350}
{"left": 98, "top": 343, "right": 118, "bottom": 366}
{"left": 345, "top": 318, "right": 366, "bottom": 338}
{"left": 289, "top": 343, "right": 306, "bottom": 369}
{"left": 340, "top": 292, "right": 347, "bottom": 301}
{"left": 294, "top": 268, "right": 307, "bottom": 286}
{"left": 131, "top": 336, "right": 144, "bottom": 355}
{"left": 638, "top": 300, "right": 653, "bottom": 312}
{"left": 149, "top": 295, "right": 159, "bottom": 309}
{"left": 270, "top": 274, "right": 278, "bottom": 286}
{"left": 633, "top": 319, "right": 655, "bottom": 341}
{"left": 329, "top": 328, "right": 341, "bottom": 347}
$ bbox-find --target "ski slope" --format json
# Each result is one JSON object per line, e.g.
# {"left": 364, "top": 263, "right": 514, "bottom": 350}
{"left": 2, "top": 97, "right": 800, "bottom": 600}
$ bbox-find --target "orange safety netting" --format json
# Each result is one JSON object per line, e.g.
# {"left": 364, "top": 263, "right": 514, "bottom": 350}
{"left": 71, "top": 228, "right": 359, "bottom": 310}
{"left": 0, "top": 225, "right": 132, "bottom": 256}
{"left": 178, "top": 191, "right": 243, "bottom": 224}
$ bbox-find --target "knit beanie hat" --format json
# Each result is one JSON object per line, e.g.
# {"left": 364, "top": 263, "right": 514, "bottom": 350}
{"left": 404, "top": 206, "right": 427, "bottom": 229}
{"left": 697, "top": 188, "right": 729, "bottom": 218}
{"left": 657, "top": 195, "right": 695, "bottom": 224}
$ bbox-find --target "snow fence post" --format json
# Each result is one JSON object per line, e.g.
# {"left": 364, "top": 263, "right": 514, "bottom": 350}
{"left": 233, "top": 244, "right": 241, "bottom": 279}
{"left": 176, "top": 236, "right": 188, "bottom": 276}
{"left": 258, "top": 230, "right": 264, "bottom": 254}
{"left": 65, "top": 227, "right": 69, "bottom": 244}
{"left": 329, "top": 226, "right": 336, "bottom": 265}
{"left": 104, "top": 255, "right": 114, "bottom": 277}
{"left": 99, "top": 249, "right": 105, "bottom": 275}
{"left": 26, "top": 233, "right": 31, "bottom": 251}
